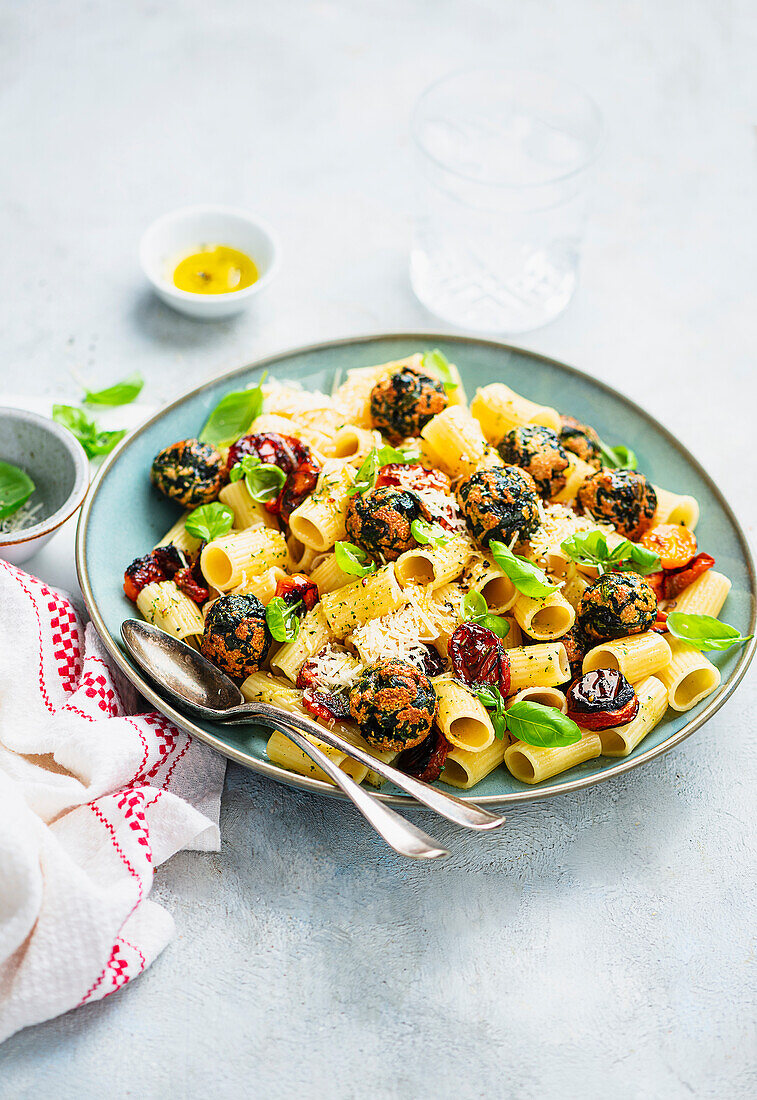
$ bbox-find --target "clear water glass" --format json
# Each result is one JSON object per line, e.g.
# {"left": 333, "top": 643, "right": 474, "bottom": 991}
{"left": 411, "top": 69, "right": 604, "bottom": 334}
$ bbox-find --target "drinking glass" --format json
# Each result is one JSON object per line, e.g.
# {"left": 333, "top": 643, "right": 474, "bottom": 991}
{"left": 411, "top": 68, "right": 604, "bottom": 333}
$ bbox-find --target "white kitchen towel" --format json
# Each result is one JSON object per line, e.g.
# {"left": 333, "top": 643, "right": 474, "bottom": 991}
{"left": 0, "top": 560, "right": 226, "bottom": 1042}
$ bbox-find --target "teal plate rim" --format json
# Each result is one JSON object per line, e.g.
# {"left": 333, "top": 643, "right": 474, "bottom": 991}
{"left": 75, "top": 333, "right": 757, "bottom": 808}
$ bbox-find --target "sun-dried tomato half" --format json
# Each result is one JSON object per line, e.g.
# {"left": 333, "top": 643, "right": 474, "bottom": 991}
{"left": 663, "top": 552, "right": 715, "bottom": 600}
{"left": 226, "top": 431, "right": 320, "bottom": 521}
{"left": 152, "top": 543, "right": 187, "bottom": 578}
{"left": 173, "top": 566, "right": 209, "bottom": 605}
{"left": 448, "top": 622, "right": 511, "bottom": 696}
{"left": 302, "top": 688, "right": 351, "bottom": 726}
{"left": 650, "top": 609, "right": 668, "bottom": 634}
{"left": 123, "top": 554, "right": 166, "bottom": 602}
{"left": 419, "top": 644, "right": 445, "bottom": 678}
{"left": 566, "top": 669, "right": 639, "bottom": 730}
{"left": 396, "top": 725, "right": 451, "bottom": 783}
{"left": 275, "top": 573, "right": 319, "bottom": 611}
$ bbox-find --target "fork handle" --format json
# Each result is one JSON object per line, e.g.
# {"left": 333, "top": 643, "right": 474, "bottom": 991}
{"left": 222, "top": 701, "right": 505, "bottom": 832}
{"left": 280, "top": 724, "right": 449, "bottom": 861}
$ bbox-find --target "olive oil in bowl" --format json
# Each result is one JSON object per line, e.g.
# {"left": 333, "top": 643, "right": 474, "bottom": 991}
{"left": 173, "top": 245, "right": 258, "bottom": 295}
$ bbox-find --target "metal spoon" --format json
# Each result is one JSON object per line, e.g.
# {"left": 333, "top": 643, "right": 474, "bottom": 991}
{"left": 121, "top": 619, "right": 505, "bottom": 834}
{"left": 120, "top": 621, "right": 447, "bottom": 860}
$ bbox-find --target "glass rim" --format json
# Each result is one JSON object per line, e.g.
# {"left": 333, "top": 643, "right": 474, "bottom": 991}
{"left": 411, "top": 65, "right": 606, "bottom": 190}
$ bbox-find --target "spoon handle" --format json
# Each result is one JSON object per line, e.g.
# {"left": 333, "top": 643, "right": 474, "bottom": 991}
{"left": 226, "top": 702, "right": 505, "bottom": 832}
{"left": 281, "top": 725, "right": 449, "bottom": 861}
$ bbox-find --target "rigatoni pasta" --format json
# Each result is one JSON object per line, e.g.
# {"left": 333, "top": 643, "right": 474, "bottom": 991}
{"left": 124, "top": 347, "right": 743, "bottom": 796}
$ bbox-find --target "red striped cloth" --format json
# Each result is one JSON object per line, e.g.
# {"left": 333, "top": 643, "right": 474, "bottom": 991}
{"left": 0, "top": 562, "right": 225, "bottom": 1042}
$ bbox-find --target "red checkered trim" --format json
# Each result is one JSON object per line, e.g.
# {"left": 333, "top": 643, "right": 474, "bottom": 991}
{"left": 38, "top": 581, "right": 82, "bottom": 694}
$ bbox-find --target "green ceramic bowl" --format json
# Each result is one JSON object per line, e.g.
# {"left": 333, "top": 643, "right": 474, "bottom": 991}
{"left": 76, "top": 335, "right": 756, "bottom": 806}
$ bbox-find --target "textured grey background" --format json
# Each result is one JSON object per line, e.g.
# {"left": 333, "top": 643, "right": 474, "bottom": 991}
{"left": 1, "top": 1, "right": 756, "bottom": 1097}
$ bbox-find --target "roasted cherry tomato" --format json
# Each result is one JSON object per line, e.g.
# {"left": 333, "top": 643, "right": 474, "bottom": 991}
{"left": 640, "top": 524, "right": 697, "bottom": 570}
{"left": 662, "top": 552, "right": 715, "bottom": 600}
{"left": 566, "top": 669, "right": 639, "bottom": 730}
{"left": 123, "top": 554, "right": 165, "bottom": 602}
{"left": 302, "top": 688, "right": 351, "bottom": 726}
{"left": 275, "top": 573, "right": 319, "bottom": 611}
{"left": 226, "top": 431, "right": 320, "bottom": 521}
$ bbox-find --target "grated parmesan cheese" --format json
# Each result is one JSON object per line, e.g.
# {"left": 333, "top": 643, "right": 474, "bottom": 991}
{"left": 520, "top": 503, "right": 611, "bottom": 569}
{"left": 0, "top": 498, "right": 43, "bottom": 535}
{"left": 349, "top": 597, "right": 436, "bottom": 668}
{"left": 307, "top": 644, "right": 363, "bottom": 692}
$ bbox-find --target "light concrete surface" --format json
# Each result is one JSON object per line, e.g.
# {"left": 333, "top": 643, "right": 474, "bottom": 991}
{"left": 1, "top": 1, "right": 756, "bottom": 1097}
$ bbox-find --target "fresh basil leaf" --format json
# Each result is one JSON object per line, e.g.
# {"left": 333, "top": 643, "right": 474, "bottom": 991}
{"left": 462, "top": 590, "right": 488, "bottom": 620}
{"left": 481, "top": 613, "right": 511, "bottom": 640}
{"left": 266, "top": 596, "right": 301, "bottom": 643}
{"left": 489, "top": 540, "right": 557, "bottom": 597}
{"left": 347, "top": 448, "right": 379, "bottom": 497}
{"left": 461, "top": 590, "right": 510, "bottom": 639}
{"left": 376, "top": 444, "right": 410, "bottom": 466}
{"left": 561, "top": 531, "right": 660, "bottom": 576}
{"left": 199, "top": 374, "right": 266, "bottom": 448}
{"left": 52, "top": 405, "right": 126, "bottom": 459}
{"left": 422, "top": 348, "right": 457, "bottom": 390}
{"left": 475, "top": 684, "right": 508, "bottom": 739}
{"left": 665, "top": 612, "right": 753, "bottom": 652}
{"left": 505, "top": 701, "right": 582, "bottom": 748}
{"left": 185, "top": 502, "right": 234, "bottom": 543}
{"left": 411, "top": 517, "right": 449, "bottom": 547}
{"left": 597, "top": 438, "right": 638, "bottom": 471}
{"left": 334, "top": 541, "right": 376, "bottom": 578}
{"left": 0, "top": 461, "right": 35, "bottom": 520}
{"left": 613, "top": 540, "right": 661, "bottom": 576}
{"left": 83, "top": 372, "right": 143, "bottom": 406}
{"left": 246, "top": 464, "right": 286, "bottom": 503}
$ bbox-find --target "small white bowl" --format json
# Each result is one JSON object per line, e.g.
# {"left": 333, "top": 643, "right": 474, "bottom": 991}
{"left": 0, "top": 407, "right": 90, "bottom": 566}
{"left": 139, "top": 204, "right": 281, "bottom": 320}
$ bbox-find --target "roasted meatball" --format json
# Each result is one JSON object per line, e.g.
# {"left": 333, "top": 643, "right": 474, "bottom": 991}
{"left": 369, "top": 367, "right": 447, "bottom": 443}
{"left": 345, "top": 485, "right": 422, "bottom": 562}
{"left": 200, "top": 593, "right": 272, "bottom": 680}
{"left": 497, "top": 425, "right": 569, "bottom": 499}
{"left": 576, "top": 572, "right": 657, "bottom": 644}
{"left": 349, "top": 658, "right": 436, "bottom": 751}
{"left": 457, "top": 466, "right": 541, "bottom": 547}
{"left": 559, "top": 415, "right": 602, "bottom": 470}
{"left": 577, "top": 468, "right": 657, "bottom": 540}
{"left": 151, "top": 439, "right": 226, "bottom": 508}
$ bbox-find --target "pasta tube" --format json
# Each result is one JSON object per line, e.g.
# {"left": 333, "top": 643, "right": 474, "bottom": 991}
{"left": 201, "top": 528, "right": 287, "bottom": 591}
{"left": 505, "top": 732, "right": 601, "bottom": 784}
{"left": 240, "top": 671, "right": 302, "bottom": 709}
{"left": 394, "top": 535, "right": 473, "bottom": 590}
{"left": 286, "top": 535, "right": 321, "bottom": 574}
{"left": 331, "top": 424, "right": 382, "bottom": 463}
{"left": 508, "top": 643, "right": 571, "bottom": 689}
{"left": 288, "top": 461, "right": 355, "bottom": 552}
{"left": 309, "top": 552, "right": 355, "bottom": 594}
{"left": 506, "top": 686, "right": 568, "bottom": 713}
{"left": 470, "top": 383, "right": 561, "bottom": 444}
{"left": 265, "top": 729, "right": 369, "bottom": 785}
{"left": 269, "top": 605, "right": 333, "bottom": 682}
{"left": 598, "top": 676, "right": 668, "bottom": 756}
{"left": 233, "top": 566, "right": 289, "bottom": 605}
{"left": 320, "top": 564, "right": 404, "bottom": 639}
{"left": 421, "top": 405, "right": 503, "bottom": 480}
{"left": 651, "top": 485, "right": 700, "bottom": 530}
{"left": 668, "top": 570, "right": 731, "bottom": 617}
{"left": 219, "top": 480, "right": 280, "bottom": 531}
{"left": 434, "top": 677, "right": 495, "bottom": 752}
{"left": 442, "top": 738, "right": 506, "bottom": 789}
{"left": 561, "top": 571, "right": 590, "bottom": 611}
{"left": 582, "top": 631, "right": 672, "bottom": 681}
{"left": 656, "top": 635, "right": 721, "bottom": 712}
{"left": 552, "top": 454, "right": 595, "bottom": 504}
{"left": 136, "top": 580, "right": 204, "bottom": 644}
{"left": 463, "top": 555, "right": 518, "bottom": 613}
{"left": 512, "top": 590, "right": 575, "bottom": 641}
